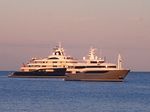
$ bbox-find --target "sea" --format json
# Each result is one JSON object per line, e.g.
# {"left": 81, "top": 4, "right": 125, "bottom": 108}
{"left": 0, "top": 71, "right": 150, "bottom": 112}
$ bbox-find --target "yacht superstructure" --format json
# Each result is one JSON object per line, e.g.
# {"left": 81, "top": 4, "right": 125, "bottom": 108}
{"left": 20, "top": 43, "right": 78, "bottom": 73}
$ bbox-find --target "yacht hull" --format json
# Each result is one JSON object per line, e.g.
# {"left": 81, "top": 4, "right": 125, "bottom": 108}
{"left": 9, "top": 68, "right": 66, "bottom": 78}
{"left": 65, "top": 70, "right": 130, "bottom": 82}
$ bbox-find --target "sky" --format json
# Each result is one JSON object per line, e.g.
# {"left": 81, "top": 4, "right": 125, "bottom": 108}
{"left": 0, "top": 0, "right": 150, "bottom": 71}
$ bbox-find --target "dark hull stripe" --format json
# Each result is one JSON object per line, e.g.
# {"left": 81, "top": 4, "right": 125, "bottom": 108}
{"left": 9, "top": 68, "right": 66, "bottom": 78}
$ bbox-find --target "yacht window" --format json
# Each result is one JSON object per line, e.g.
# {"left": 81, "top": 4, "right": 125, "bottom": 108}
{"left": 99, "top": 66, "right": 106, "bottom": 68}
{"left": 75, "top": 66, "right": 85, "bottom": 69}
{"left": 85, "top": 71, "right": 108, "bottom": 73}
{"left": 53, "top": 65, "right": 57, "bottom": 67}
{"left": 107, "top": 66, "right": 116, "bottom": 68}
{"left": 35, "top": 65, "right": 40, "bottom": 67}
{"left": 55, "top": 51, "right": 61, "bottom": 55}
{"left": 48, "top": 57, "right": 59, "bottom": 60}
{"left": 67, "top": 57, "right": 73, "bottom": 59}
{"left": 42, "top": 65, "right": 46, "bottom": 67}
{"left": 38, "top": 69, "right": 46, "bottom": 72}
{"left": 90, "top": 61, "right": 97, "bottom": 63}
{"left": 87, "top": 66, "right": 101, "bottom": 68}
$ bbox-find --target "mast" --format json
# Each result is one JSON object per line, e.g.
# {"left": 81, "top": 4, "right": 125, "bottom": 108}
{"left": 88, "top": 47, "right": 97, "bottom": 60}
{"left": 117, "top": 54, "right": 122, "bottom": 69}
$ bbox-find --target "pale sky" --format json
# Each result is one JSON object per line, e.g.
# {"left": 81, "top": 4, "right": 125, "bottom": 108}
{"left": 0, "top": 0, "right": 150, "bottom": 71}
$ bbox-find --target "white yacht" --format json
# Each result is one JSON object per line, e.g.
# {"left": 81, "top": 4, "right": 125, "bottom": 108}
{"left": 10, "top": 43, "right": 130, "bottom": 81}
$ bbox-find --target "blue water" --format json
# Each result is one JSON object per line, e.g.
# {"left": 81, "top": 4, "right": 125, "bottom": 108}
{"left": 0, "top": 71, "right": 150, "bottom": 112}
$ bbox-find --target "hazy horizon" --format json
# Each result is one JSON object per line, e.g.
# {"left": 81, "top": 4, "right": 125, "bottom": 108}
{"left": 0, "top": 0, "right": 150, "bottom": 71}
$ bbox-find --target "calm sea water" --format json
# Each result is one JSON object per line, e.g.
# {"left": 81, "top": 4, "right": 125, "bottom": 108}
{"left": 0, "top": 71, "right": 150, "bottom": 112}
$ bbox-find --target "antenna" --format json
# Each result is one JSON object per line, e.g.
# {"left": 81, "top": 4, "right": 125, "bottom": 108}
{"left": 117, "top": 54, "right": 122, "bottom": 69}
